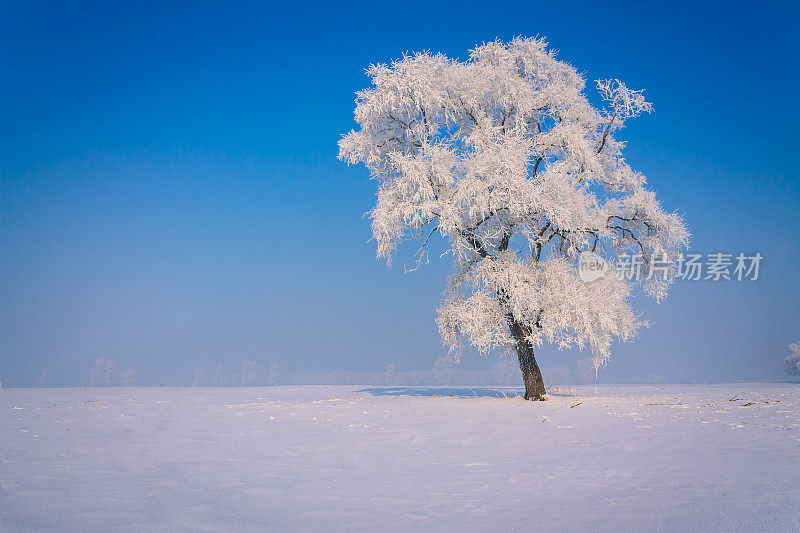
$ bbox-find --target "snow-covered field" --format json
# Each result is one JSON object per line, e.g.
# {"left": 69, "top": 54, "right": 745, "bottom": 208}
{"left": 1, "top": 384, "right": 798, "bottom": 531}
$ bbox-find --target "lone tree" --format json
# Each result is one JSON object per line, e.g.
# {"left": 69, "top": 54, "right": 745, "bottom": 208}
{"left": 784, "top": 341, "right": 800, "bottom": 377}
{"left": 339, "top": 37, "right": 688, "bottom": 400}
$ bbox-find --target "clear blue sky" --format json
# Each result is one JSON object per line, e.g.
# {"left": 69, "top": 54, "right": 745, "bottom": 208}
{"left": 1, "top": 0, "right": 798, "bottom": 386}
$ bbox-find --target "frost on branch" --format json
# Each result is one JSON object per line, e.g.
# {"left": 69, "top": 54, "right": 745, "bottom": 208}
{"left": 596, "top": 79, "right": 653, "bottom": 121}
{"left": 339, "top": 37, "right": 689, "bottom": 370}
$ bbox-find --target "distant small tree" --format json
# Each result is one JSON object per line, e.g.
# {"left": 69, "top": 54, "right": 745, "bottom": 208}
{"left": 214, "top": 363, "right": 224, "bottom": 386}
{"left": 90, "top": 357, "right": 116, "bottom": 387}
{"left": 433, "top": 355, "right": 454, "bottom": 386}
{"left": 784, "top": 341, "right": 800, "bottom": 377}
{"left": 575, "top": 358, "right": 596, "bottom": 384}
{"left": 122, "top": 369, "right": 136, "bottom": 386}
{"left": 268, "top": 361, "right": 280, "bottom": 386}
{"left": 240, "top": 360, "right": 257, "bottom": 387}
{"left": 339, "top": 37, "right": 688, "bottom": 399}
{"left": 385, "top": 363, "right": 397, "bottom": 386}
{"left": 191, "top": 368, "right": 205, "bottom": 387}
{"left": 492, "top": 358, "right": 518, "bottom": 385}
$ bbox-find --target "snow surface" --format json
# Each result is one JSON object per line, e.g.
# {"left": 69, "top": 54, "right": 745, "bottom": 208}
{"left": 1, "top": 384, "right": 798, "bottom": 531}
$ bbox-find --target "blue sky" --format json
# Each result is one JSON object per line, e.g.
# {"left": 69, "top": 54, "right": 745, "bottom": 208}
{"left": 1, "top": 0, "right": 798, "bottom": 386}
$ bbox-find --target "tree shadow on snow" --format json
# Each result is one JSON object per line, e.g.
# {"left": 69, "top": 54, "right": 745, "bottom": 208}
{"left": 357, "top": 386, "right": 523, "bottom": 398}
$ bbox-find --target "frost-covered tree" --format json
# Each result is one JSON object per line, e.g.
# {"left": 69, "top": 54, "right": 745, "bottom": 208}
{"left": 433, "top": 355, "right": 454, "bottom": 386}
{"left": 385, "top": 363, "right": 398, "bottom": 386}
{"left": 240, "top": 360, "right": 257, "bottom": 387}
{"left": 492, "top": 358, "right": 518, "bottom": 385}
{"left": 90, "top": 357, "right": 116, "bottom": 387}
{"left": 268, "top": 360, "right": 280, "bottom": 386}
{"left": 339, "top": 37, "right": 688, "bottom": 400}
{"left": 191, "top": 368, "right": 205, "bottom": 387}
{"left": 122, "top": 368, "right": 136, "bottom": 386}
{"left": 784, "top": 341, "right": 800, "bottom": 377}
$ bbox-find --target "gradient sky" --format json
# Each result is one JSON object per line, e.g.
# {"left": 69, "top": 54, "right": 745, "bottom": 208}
{"left": 1, "top": 0, "right": 798, "bottom": 387}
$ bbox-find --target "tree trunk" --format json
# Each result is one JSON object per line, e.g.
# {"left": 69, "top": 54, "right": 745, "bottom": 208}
{"left": 509, "top": 319, "right": 547, "bottom": 401}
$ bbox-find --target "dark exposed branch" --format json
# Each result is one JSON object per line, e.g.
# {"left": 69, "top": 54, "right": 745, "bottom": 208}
{"left": 596, "top": 109, "right": 617, "bottom": 154}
